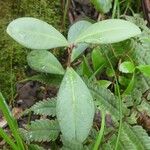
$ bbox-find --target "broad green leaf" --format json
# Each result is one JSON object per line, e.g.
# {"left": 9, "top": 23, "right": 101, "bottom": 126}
{"left": 75, "top": 19, "right": 141, "bottom": 44}
{"left": 137, "top": 65, "right": 150, "bottom": 77}
{"left": 92, "top": 47, "right": 105, "bottom": 71}
{"left": 68, "top": 21, "right": 92, "bottom": 62}
{"left": 7, "top": 17, "right": 68, "bottom": 49}
{"left": 119, "top": 61, "right": 135, "bottom": 73}
{"left": 91, "top": 0, "right": 112, "bottom": 13}
{"left": 27, "top": 50, "right": 64, "bottom": 75}
{"left": 56, "top": 67, "right": 95, "bottom": 143}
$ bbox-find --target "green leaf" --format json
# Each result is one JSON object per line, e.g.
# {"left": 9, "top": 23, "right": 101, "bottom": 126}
{"left": 104, "top": 123, "right": 150, "bottom": 150}
{"left": 68, "top": 20, "right": 92, "bottom": 62}
{"left": 30, "top": 98, "right": 56, "bottom": 116}
{"left": 137, "top": 65, "right": 150, "bottom": 77}
{"left": 97, "top": 80, "right": 111, "bottom": 88}
{"left": 123, "top": 74, "right": 135, "bottom": 95}
{"left": 7, "top": 17, "right": 68, "bottom": 49}
{"left": 92, "top": 47, "right": 106, "bottom": 71}
{"left": 120, "top": 123, "right": 150, "bottom": 150}
{"left": 82, "top": 56, "right": 93, "bottom": 77}
{"left": 27, "top": 50, "right": 64, "bottom": 75}
{"left": 91, "top": 0, "right": 112, "bottom": 13}
{"left": 61, "top": 137, "right": 84, "bottom": 150}
{"left": 106, "top": 68, "right": 115, "bottom": 77}
{"left": 119, "top": 61, "right": 135, "bottom": 73}
{"left": 88, "top": 84, "right": 129, "bottom": 122}
{"left": 119, "top": 76, "right": 130, "bottom": 86}
{"left": 90, "top": 86, "right": 120, "bottom": 122}
{"left": 75, "top": 19, "right": 141, "bottom": 44}
{"left": 0, "top": 93, "right": 24, "bottom": 150}
{"left": 27, "top": 119, "right": 60, "bottom": 142}
{"left": 56, "top": 67, "right": 95, "bottom": 143}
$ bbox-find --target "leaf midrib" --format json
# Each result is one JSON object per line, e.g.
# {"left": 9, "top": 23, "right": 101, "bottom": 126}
{"left": 69, "top": 70, "right": 77, "bottom": 140}
{"left": 15, "top": 28, "right": 68, "bottom": 45}
{"left": 76, "top": 26, "right": 137, "bottom": 43}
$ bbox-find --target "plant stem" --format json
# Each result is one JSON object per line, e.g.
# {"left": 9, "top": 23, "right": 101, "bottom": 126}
{"left": 10, "top": 49, "right": 14, "bottom": 106}
{"left": 63, "top": 0, "right": 70, "bottom": 27}
{"left": 112, "top": 0, "right": 119, "bottom": 18}
{"left": 67, "top": 45, "right": 74, "bottom": 67}
{"left": 93, "top": 111, "right": 106, "bottom": 150}
{"left": 104, "top": 52, "right": 122, "bottom": 150}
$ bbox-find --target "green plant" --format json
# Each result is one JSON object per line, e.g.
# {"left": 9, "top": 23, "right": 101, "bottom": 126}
{"left": 0, "top": 92, "right": 25, "bottom": 150}
{"left": 6, "top": 17, "right": 141, "bottom": 149}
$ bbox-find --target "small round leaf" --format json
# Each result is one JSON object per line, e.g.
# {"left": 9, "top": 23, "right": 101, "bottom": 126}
{"left": 119, "top": 61, "right": 135, "bottom": 73}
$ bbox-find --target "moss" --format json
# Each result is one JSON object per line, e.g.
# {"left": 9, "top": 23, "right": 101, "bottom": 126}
{"left": 0, "top": 0, "right": 64, "bottom": 99}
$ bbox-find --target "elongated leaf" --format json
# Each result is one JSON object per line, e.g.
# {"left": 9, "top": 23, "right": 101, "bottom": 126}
{"left": 75, "top": 19, "right": 141, "bottom": 44}
{"left": 56, "top": 67, "right": 95, "bottom": 143}
{"left": 103, "top": 123, "right": 150, "bottom": 150}
{"left": 30, "top": 98, "right": 56, "bottom": 116}
{"left": 7, "top": 17, "right": 68, "bottom": 49}
{"left": 68, "top": 21, "right": 92, "bottom": 62}
{"left": 27, "top": 50, "right": 64, "bottom": 75}
{"left": 120, "top": 123, "right": 150, "bottom": 150}
{"left": 0, "top": 93, "right": 24, "bottom": 150}
{"left": 26, "top": 119, "right": 60, "bottom": 142}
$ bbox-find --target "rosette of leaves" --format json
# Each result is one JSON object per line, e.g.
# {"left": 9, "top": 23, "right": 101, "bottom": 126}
{"left": 7, "top": 17, "right": 141, "bottom": 146}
